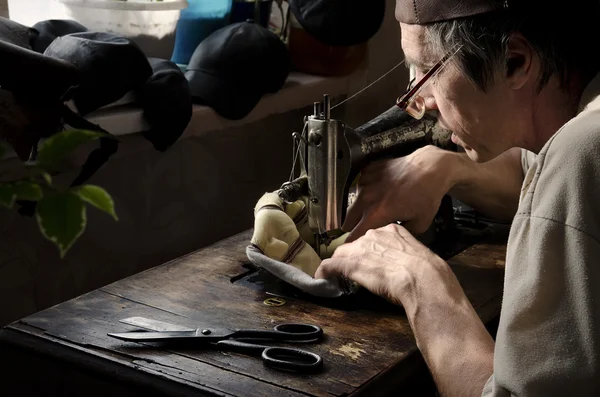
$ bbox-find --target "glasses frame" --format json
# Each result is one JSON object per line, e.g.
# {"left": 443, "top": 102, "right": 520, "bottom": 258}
{"left": 396, "top": 45, "right": 462, "bottom": 119}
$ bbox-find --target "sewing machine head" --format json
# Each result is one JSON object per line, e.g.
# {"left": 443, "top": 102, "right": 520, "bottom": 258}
{"left": 278, "top": 94, "right": 455, "bottom": 248}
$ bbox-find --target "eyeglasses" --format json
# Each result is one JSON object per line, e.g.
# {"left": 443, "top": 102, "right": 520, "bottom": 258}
{"left": 396, "top": 45, "right": 462, "bottom": 119}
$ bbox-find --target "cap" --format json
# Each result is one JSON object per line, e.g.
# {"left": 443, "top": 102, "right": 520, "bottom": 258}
{"left": 288, "top": 0, "right": 385, "bottom": 47}
{"left": 395, "top": 0, "right": 507, "bottom": 24}
{"left": 0, "top": 37, "right": 80, "bottom": 104}
{"left": 138, "top": 58, "right": 192, "bottom": 151}
{"left": 185, "top": 21, "right": 290, "bottom": 120}
{"left": 31, "top": 19, "right": 88, "bottom": 53}
{"left": 44, "top": 31, "right": 152, "bottom": 115}
{"left": 0, "top": 16, "right": 37, "bottom": 49}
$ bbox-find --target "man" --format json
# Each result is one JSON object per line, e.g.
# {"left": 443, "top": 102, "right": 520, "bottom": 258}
{"left": 315, "top": 1, "right": 600, "bottom": 396}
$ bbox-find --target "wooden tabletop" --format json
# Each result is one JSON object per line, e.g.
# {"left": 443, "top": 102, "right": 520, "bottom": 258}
{"left": 0, "top": 225, "right": 508, "bottom": 397}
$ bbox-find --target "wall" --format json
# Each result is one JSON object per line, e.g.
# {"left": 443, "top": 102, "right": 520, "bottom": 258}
{"left": 340, "top": 0, "right": 408, "bottom": 128}
{"left": 0, "top": 0, "right": 7, "bottom": 18}
{"left": 0, "top": 0, "right": 406, "bottom": 326}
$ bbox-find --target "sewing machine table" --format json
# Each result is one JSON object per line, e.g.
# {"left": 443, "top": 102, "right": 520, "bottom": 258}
{"left": 0, "top": 227, "right": 508, "bottom": 396}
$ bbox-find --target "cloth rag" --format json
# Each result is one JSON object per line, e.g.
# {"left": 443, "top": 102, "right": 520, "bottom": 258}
{"left": 246, "top": 191, "right": 359, "bottom": 298}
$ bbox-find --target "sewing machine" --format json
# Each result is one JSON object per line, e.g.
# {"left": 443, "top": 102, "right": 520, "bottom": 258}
{"left": 277, "top": 94, "right": 457, "bottom": 252}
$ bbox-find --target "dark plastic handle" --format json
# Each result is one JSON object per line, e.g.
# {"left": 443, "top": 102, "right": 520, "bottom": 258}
{"left": 234, "top": 324, "right": 323, "bottom": 342}
{"left": 262, "top": 347, "right": 324, "bottom": 373}
{"left": 215, "top": 340, "right": 324, "bottom": 373}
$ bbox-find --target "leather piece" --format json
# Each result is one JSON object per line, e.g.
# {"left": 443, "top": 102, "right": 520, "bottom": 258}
{"left": 395, "top": 0, "right": 507, "bottom": 24}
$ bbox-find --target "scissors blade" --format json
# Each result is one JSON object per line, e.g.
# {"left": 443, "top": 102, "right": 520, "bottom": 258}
{"left": 119, "top": 317, "right": 195, "bottom": 332}
{"left": 108, "top": 330, "right": 200, "bottom": 342}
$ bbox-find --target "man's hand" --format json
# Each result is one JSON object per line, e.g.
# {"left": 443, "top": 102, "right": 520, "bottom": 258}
{"left": 315, "top": 222, "right": 458, "bottom": 309}
{"left": 343, "top": 145, "right": 455, "bottom": 242}
{"left": 315, "top": 223, "right": 495, "bottom": 397}
{"left": 343, "top": 146, "right": 525, "bottom": 243}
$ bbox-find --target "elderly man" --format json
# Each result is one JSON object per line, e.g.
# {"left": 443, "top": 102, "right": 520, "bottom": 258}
{"left": 316, "top": 1, "right": 600, "bottom": 396}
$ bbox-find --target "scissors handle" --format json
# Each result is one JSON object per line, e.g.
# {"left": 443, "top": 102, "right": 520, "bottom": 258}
{"left": 216, "top": 340, "right": 323, "bottom": 373}
{"left": 234, "top": 323, "right": 323, "bottom": 342}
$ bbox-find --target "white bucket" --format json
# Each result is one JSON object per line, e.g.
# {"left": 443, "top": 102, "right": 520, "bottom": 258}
{"left": 8, "top": 0, "right": 70, "bottom": 28}
{"left": 58, "top": 0, "right": 188, "bottom": 59}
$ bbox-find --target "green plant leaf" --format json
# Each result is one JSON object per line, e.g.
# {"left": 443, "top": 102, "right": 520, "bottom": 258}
{"left": 74, "top": 184, "right": 118, "bottom": 221}
{"left": 13, "top": 181, "right": 43, "bottom": 201}
{"left": 42, "top": 172, "right": 52, "bottom": 186}
{"left": 37, "top": 129, "right": 108, "bottom": 166}
{"left": 0, "top": 184, "right": 16, "bottom": 208}
{"left": 36, "top": 192, "right": 86, "bottom": 258}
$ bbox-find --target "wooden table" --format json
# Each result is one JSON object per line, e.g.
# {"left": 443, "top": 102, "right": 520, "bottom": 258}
{"left": 0, "top": 226, "right": 507, "bottom": 397}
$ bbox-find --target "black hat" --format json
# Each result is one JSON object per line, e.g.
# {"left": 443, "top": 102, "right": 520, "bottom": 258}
{"left": 44, "top": 31, "right": 153, "bottom": 115}
{"left": 0, "top": 17, "right": 37, "bottom": 49}
{"left": 396, "top": 0, "right": 506, "bottom": 24}
{"left": 288, "top": 0, "right": 385, "bottom": 47}
{"left": 138, "top": 58, "right": 192, "bottom": 151}
{"left": 31, "top": 19, "right": 89, "bottom": 53}
{"left": 185, "top": 22, "right": 290, "bottom": 120}
{"left": 0, "top": 37, "right": 80, "bottom": 104}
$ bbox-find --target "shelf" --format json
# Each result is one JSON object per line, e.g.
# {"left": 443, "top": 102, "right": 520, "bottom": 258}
{"left": 86, "top": 71, "right": 362, "bottom": 138}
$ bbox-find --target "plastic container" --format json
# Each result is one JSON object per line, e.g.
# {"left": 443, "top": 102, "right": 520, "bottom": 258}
{"left": 170, "top": 0, "right": 232, "bottom": 67}
{"left": 58, "top": 0, "right": 189, "bottom": 59}
{"left": 7, "top": 0, "right": 70, "bottom": 28}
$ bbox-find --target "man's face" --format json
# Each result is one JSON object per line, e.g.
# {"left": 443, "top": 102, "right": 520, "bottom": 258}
{"left": 399, "top": 23, "right": 521, "bottom": 162}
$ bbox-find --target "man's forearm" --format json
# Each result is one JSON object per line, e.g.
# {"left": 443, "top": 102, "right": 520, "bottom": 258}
{"left": 405, "top": 281, "right": 495, "bottom": 397}
{"left": 445, "top": 148, "right": 524, "bottom": 222}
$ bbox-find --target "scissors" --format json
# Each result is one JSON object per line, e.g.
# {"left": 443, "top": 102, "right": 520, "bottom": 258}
{"left": 108, "top": 323, "right": 324, "bottom": 373}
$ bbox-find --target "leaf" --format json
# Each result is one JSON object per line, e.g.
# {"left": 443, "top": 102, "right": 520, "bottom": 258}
{"left": 13, "top": 181, "right": 43, "bottom": 201}
{"left": 0, "top": 184, "right": 16, "bottom": 208}
{"left": 42, "top": 172, "right": 52, "bottom": 185}
{"left": 74, "top": 184, "right": 118, "bottom": 221}
{"left": 36, "top": 192, "right": 87, "bottom": 258}
{"left": 37, "top": 130, "right": 108, "bottom": 166}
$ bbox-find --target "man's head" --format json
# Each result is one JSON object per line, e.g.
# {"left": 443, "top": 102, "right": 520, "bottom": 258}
{"left": 395, "top": 1, "right": 600, "bottom": 162}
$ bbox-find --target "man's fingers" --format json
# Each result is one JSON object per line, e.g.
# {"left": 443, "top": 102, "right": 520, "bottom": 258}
{"left": 315, "top": 258, "right": 344, "bottom": 279}
{"left": 346, "top": 211, "right": 388, "bottom": 243}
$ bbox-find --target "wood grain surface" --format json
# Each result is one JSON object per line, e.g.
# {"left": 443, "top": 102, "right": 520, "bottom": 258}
{"left": 0, "top": 225, "right": 508, "bottom": 397}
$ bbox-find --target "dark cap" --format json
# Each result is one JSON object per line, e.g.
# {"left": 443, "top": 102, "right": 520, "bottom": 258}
{"left": 0, "top": 39, "right": 80, "bottom": 104}
{"left": 0, "top": 16, "right": 37, "bottom": 49}
{"left": 31, "top": 19, "right": 88, "bottom": 53}
{"left": 289, "top": 0, "right": 385, "bottom": 47}
{"left": 395, "top": 0, "right": 600, "bottom": 24}
{"left": 395, "top": 0, "right": 507, "bottom": 24}
{"left": 44, "top": 31, "right": 152, "bottom": 115}
{"left": 138, "top": 58, "right": 192, "bottom": 151}
{"left": 185, "top": 22, "right": 290, "bottom": 120}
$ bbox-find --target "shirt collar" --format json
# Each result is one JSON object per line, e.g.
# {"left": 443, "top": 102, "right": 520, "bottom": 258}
{"left": 578, "top": 72, "right": 600, "bottom": 114}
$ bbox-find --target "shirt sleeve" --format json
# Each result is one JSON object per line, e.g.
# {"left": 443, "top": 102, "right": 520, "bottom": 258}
{"left": 483, "top": 111, "right": 600, "bottom": 396}
{"left": 519, "top": 148, "right": 537, "bottom": 175}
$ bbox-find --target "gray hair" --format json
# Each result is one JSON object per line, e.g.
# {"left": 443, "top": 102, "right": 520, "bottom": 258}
{"left": 422, "top": 8, "right": 600, "bottom": 93}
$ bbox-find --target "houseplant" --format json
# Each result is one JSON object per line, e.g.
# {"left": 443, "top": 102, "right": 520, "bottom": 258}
{"left": 0, "top": 129, "right": 118, "bottom": 258}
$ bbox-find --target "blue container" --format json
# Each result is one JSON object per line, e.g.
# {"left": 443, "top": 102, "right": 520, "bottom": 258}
{"left": 171, "top": 0, "right": 233, "bottom": 67}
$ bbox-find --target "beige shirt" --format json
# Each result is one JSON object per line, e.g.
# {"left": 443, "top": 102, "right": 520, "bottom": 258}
{"left": 483, "top": 74, "right": 600, "bottom": 396}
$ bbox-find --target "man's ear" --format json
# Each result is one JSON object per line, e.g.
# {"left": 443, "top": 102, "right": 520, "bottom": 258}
{"left": 505, "top": 33, "right": 534, "bottom": 89}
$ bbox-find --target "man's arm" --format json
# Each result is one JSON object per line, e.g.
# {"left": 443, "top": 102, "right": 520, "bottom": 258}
{"left": 316, "top": 224, "right": 494, "bottom": 396}
{"left": 343, "top": 146, "right": 525, "bottom": 241}
{"left": 410, "top": 276, "right": 495, "bottom": 397}
{"left": 449, "top": 147, "right": 524, "bottom": 222}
